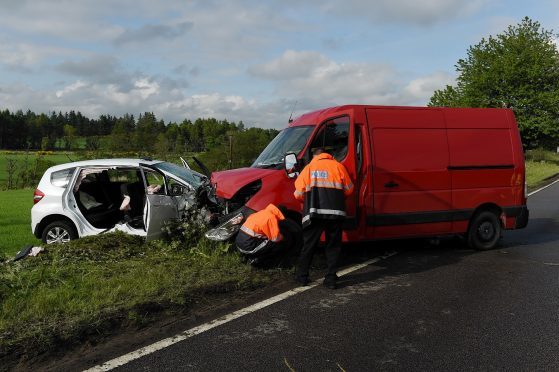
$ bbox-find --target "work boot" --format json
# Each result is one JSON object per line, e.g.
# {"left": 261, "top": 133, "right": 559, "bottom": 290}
{"left": 323, "top": 275, "right": 337, "bottom": 290}
{"left": 295, "top": 276, "right": 310, "bottom": 286}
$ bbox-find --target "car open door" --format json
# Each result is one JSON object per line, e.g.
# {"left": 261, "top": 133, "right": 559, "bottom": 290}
{"left": 140, "top": 165, "right": 179, "bottom": 241}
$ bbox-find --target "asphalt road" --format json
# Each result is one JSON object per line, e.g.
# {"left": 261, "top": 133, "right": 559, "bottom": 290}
{"left": 112, "top": 184, "right": 559, "bottom": 371}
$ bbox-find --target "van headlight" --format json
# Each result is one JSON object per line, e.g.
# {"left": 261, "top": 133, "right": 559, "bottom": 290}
{"left": 205, "top": 212, "right": 244, "bottom": 241}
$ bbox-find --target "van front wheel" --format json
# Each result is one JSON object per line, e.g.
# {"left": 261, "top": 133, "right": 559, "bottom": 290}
{"left": 467, "top": 211, "right": 501, "bottom": 250}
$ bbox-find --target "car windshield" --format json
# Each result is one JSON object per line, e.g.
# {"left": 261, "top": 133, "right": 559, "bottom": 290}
{"left": 153, "top": 161, "right": 206, "bottom": 189}
{"left": 252, "top": 126, "right": 314, "bottom": 168}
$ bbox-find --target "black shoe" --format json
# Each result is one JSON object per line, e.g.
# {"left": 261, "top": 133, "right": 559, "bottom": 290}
{"left": 323, "top": 276, "right": 337, "bottom": 290}
{"left": 295, "top": 276, "right": 310, "bottom": 286}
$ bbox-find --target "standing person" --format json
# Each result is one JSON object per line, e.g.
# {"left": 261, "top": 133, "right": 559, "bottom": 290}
{"left": 294, "top": 148, "right": 354, "bottom": 289}
{"left": 235, "top": 204, "right": 302, "bottom": 267}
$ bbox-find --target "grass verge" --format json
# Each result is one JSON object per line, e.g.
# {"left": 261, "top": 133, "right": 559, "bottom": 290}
{"left": 0, "top": 189, "right": 41, "bottom": 256}
{"left": 525, "top": 160, "right": 559, "bottom": 191}
{"left": 0, "top": 232, "right": 282, "bottom": 363}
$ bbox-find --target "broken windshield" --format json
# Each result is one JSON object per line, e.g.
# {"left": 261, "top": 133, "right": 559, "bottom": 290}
{"left": 153, "top": 162, "right": 206, "bottom": 189}
{"left": 252, "top": 126, "right": 314, "bottom": 168}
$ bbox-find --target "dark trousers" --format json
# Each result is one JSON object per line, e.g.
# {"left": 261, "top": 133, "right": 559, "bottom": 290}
{"left": 296, "top": 219, "right": 342, "bottom": 280}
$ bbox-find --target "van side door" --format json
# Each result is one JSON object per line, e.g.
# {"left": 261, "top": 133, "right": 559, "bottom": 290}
{"left": 365, "top": 108, "right": 452, "bottom": 238}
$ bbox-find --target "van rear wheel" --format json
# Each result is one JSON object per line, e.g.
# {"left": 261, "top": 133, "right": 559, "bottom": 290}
{"left": 42, "top": 221, "right": 78, "bottom": 244}
{"left": 467, "top": 211, "right": 501, "bottom": 250}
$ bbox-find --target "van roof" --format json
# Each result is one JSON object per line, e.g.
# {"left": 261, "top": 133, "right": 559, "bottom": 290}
{"left": 288, "top": 104, "right": 515, "bottom": 128}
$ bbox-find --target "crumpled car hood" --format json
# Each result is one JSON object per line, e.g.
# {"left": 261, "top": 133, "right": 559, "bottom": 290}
{"left": 211, "top": 167, "right": 277, "bottom": 199}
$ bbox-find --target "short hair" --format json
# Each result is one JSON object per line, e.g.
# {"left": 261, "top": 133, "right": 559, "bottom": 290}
{"left": 313, "top": 147, "right": 325, "bottom": 156}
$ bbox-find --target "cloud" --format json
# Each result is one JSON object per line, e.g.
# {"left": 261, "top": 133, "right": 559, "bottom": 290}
{"left": 249, "top": 50, "right": 330, "bottom": 80}
{"left": 114, "top": 21, "right": 193, "bottom": 45}
{"left": 403, "top": 72, "right": 456, "bottom": 102}
{"left": 309, "top": 0, "right": 490, "bottom": 26}
{"left": 250, "top": 50, "right": 422, "bottom": 106}
{"left": 0, "top": 40, "right": 77, "bottom": 72}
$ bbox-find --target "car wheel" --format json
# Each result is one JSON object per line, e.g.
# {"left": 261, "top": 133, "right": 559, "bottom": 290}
{"left": 42, "top": 221, "right": 78, "bottom": 244}
{"left": 467, "top": 210, "right": 501, "bottom": 250}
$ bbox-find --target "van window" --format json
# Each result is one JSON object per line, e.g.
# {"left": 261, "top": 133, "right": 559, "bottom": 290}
{"left": 310, "top": 116, "right": 350, "bottom": 161}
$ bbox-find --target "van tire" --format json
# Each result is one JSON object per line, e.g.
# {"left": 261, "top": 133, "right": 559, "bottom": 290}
{"left": 467, "top": 211, "right": 501, "bottom": 250}
{"left": 42, "top": 221, "right": 78, "bottom": 244}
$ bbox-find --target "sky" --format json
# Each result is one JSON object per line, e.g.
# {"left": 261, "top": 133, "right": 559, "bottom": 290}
{"left": 0, "top": 0, "right": 558, "bottom": 129}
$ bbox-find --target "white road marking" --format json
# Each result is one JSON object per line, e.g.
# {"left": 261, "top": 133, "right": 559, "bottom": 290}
{"left": 528, "top": 178, "right": 559, "bottom": 197}
{"left": 84, "top": 251, "right": 398, "bottom": 371}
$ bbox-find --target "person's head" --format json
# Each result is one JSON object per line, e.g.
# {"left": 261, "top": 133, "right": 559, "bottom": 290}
{"left": 313, "top": 147, "right": 325, "bottom": 156}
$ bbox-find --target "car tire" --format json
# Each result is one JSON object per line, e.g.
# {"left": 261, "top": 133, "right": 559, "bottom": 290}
{"left": 42, "top": 220, "right": 78, "bottom": 244}
{"left": 467, "top": 210, "right": 501, "bottom": 250}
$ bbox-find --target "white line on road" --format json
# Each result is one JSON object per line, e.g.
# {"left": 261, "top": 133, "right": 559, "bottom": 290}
{"left": 528, "top": 178, "right": 559, "bottom": 197}
{"left": 84, "top": 251, "right": 398, "bottom": 371}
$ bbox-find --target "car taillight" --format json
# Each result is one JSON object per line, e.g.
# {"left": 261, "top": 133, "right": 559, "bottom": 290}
{"left": 33, "top": 189, "right": 45, "bottom": 204}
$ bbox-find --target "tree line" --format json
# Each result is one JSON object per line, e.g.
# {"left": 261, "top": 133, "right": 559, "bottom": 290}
{"left": 0, "top": 109, "right": 278, "bottom": 158}
{"left": 429, "top": 17, "right": 559, "bottom": 149}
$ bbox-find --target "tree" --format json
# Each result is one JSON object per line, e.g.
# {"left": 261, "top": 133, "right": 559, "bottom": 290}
{"left": 429, "top": 17, "right": 559, "bottom": 148}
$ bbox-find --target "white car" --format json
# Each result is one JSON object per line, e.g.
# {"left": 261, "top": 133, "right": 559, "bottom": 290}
{"left": 31, "top": 158, "right": 213, "bottom": 244}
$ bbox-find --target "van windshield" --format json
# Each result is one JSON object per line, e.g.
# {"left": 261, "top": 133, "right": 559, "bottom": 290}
{"left": 252, "top": 126, "right": 314, "bottom": 168}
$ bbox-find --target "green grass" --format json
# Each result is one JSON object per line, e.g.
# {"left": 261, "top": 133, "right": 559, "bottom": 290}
{"left": 0, "top": 189, "right": 41, "bottom": 256}
{"left": 0, "top": 151, "right": 73, "bottom": 188}
{"left": 525, "top": 160, "right": 559, "bottom": 190}
{"left": 0, "top": 233, "right": 280, "bottom": 361}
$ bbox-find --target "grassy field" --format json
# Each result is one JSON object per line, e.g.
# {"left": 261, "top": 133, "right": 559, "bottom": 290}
{"left": 0, "top": 151, "right": 74, "bottom": 188}
{"left": 0, "top": 189, "right": 41, "bottom": 256}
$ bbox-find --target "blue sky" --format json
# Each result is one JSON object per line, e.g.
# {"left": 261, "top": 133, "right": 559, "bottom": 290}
{"left": 0, "top": 0, "right": 558, "bottom": 128}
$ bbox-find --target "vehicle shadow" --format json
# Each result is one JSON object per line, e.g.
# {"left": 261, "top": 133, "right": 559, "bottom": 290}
{"left": 332, "top": 237, "right": 476, "bottom": 290}
{"left": 503, "top": 217, "right": 559, "bottom": 246}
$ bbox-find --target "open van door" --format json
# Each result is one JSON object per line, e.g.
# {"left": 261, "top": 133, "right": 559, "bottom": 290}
{"left": 307, "top": 114, "right": 358, "bottom": 231}
{"left": 140, "top": 165, "right": 179, "bottom": 241}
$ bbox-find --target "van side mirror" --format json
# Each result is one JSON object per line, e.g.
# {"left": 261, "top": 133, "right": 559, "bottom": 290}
{"left": 284, "top": 152, "right": 299, "bottom": 179}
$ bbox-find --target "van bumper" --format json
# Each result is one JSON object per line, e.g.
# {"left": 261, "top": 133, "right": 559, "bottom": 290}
{"left": 504, "top": 205, "right": 529, "bottom": 229}
{"left": 514, "top": 206, "right": 529, "bottom": 229}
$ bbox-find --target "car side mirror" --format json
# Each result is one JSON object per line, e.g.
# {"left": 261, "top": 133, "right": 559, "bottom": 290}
{"left": 170, "top": 184, "right": 186, "bottom": 196}
{"left": 284, "top": 152, "right": 299, "bottom": 179}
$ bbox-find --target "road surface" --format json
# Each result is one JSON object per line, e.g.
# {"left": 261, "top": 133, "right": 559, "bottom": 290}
{"left": 96, "top": 183, "right": 559, "bottom": 371}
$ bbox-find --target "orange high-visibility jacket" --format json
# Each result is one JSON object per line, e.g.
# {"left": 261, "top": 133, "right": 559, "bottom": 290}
{"left": 294, "top": 153, "right": 354, "bottom": 228}
{"left": 236, "top": 203, "right": 285, "bottom": 254}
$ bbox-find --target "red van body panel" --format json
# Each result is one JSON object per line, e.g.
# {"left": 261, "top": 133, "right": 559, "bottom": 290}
{"left": 211, "top": 105, "right": 528, "bottom": 244}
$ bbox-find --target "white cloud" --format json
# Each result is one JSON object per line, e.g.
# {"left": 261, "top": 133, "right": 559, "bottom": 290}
{"left": 403, "top": 72, "right": 456, "bottom": 102}
{"left": 250, "top": 50, "right": 445, "bottom": 108}
{"left": 55, "top": 80, "right": 88, "bottom": 98}
{"left": 314, "top": 0, "right": 490, "bottom": 25}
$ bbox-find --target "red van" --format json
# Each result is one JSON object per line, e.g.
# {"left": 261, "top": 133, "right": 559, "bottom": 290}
{"left": 206, "top": 105, "right": 529, "bottom": 250}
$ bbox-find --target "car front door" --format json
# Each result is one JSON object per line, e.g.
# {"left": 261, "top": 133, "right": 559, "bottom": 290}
{"left": 140, "top": 165, "right": 179, "bottom": 241}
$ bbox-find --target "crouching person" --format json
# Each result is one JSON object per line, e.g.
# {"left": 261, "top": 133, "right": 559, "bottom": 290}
{"left": 235, "top": 204, "right": 302, "bottom": 267}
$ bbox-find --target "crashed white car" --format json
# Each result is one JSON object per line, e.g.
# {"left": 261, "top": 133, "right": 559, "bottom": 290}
{"left": 31, "top": 158, "right": 214, "bottom": 244}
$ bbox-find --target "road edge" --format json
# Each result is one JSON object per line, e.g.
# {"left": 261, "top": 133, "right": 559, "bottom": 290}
{"left": 85, "top": 251, "right": 398, "bottom": 371}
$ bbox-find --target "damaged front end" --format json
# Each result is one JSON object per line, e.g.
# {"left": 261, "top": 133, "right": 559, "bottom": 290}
{"left": 205, "top": 179, "right": 262, "bottom": 241}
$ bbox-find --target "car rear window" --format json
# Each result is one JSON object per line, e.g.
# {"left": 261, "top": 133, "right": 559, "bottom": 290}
{"left": 50, "top": 167, "right": 76, "bottom": 188}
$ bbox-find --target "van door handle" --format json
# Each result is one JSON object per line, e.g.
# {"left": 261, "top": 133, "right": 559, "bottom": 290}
{"left": 384, "top": 181, "right": 399, "bottom": 188}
